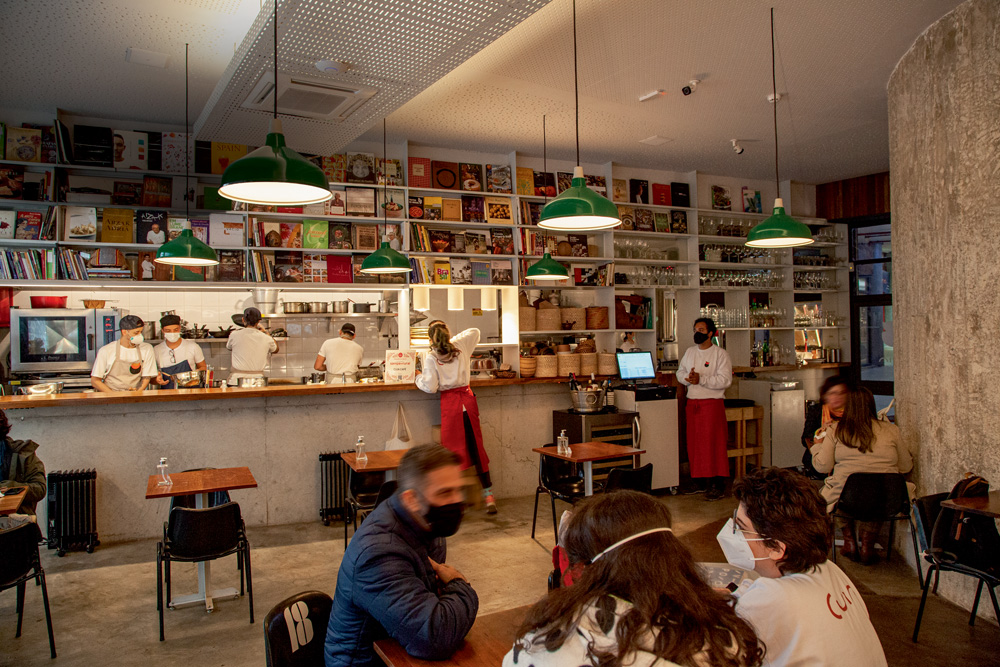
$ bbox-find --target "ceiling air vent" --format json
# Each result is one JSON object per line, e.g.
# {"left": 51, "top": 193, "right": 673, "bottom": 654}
{"left": 241, "top": 73, "right": 377, "bottom": 122}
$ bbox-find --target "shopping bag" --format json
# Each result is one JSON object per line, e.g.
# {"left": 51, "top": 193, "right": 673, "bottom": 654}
{"left": 385, "top": 403, "right": 414, "bottom": 450}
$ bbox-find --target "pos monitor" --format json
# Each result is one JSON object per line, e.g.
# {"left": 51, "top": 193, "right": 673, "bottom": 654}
{"left": 616, "top": 351, "right": 657, "bottom": 383}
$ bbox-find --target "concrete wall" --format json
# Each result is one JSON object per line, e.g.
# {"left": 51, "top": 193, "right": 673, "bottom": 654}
{"left": 889, "top": 0, "right": 1000, "bottom": 621}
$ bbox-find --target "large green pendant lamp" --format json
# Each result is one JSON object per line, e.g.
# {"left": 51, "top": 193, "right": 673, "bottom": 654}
{"left": 156, "top": 44, "right": 218, "bottom": 267}
{"left": 527, "top": 116, "right": 570, "bottom": 281}
{"left": 362, "top": 118, "right": 410, "bottom": 274}
{"left": 218, "top": 0, "right": 332, "bottom": 207}
{"left": 746, "top": 9, "right": 813, "bottom": 249}
{"left": 538, "top": 0, "right": 619, "bottom": 232}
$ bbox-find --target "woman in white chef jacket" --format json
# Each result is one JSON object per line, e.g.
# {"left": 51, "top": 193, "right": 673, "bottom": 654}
{"left": 90, "top": 314, "right": 158, "bottom": 392}
{"left": 226, "top": 307, "right": 277, "bottom": 385}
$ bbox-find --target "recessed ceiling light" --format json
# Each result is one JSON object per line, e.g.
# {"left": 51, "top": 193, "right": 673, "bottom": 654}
{"left": 315, "top": 59, "right": 351, "bottom": 74}
{"left": 639, "top": 135, "right": 671, "bottom": 146}
{"left": 125, "top": 47, "right": 169, "bottom": 68}
{"left": 638, "top": 89, "right": 665, "bottom": 102}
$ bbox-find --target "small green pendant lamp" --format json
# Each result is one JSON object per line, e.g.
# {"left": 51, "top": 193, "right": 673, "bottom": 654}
{"left": 156, "top": 44, "right": 218, "bottom": 267}
{"left": 538, "top": 0, "right": 620, "bottom": 232}
{"left": 746, "top": 9, "right": 813, "bottom": 249}
{"left": 362, "top": 118, "right": 410, "bottom": 274}
{"left": 527, "top": 115, "right": 570, "bottom": 281}
{"left": 218, "top": 0, "right": 332, "bottom": 207}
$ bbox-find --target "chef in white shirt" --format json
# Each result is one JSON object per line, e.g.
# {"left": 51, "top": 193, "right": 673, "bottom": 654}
{"left": 153, "top": 314, "right": 206, "bottom": 389}
{"left": 90, "top": 314, "right": 158, "bottom": 392}
{"left": 226, "top": 307, "right": 277, "bottom": 386}
{"left": 314, "top": 322, "right": 364, "bottom": 384}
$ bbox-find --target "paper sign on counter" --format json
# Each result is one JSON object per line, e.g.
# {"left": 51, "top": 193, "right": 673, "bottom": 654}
{"left": 384, "top": 351, "right": 416, "bottom": 384}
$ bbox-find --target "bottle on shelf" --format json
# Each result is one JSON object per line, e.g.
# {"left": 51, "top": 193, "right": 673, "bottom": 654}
{"left": 355, "top": 435, "right": 368, "bottom": 466}
{"left": 568, "top": 373, "right": 579, "bottom": 391}
{"left": 156, "top": 457, "right": 172, "bottom": 486}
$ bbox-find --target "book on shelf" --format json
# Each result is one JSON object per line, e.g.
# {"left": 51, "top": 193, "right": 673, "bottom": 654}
{"left": 485, "top": 164, "right": 511, "bottom": 194}
{"left": 408, "top": 195, "right": 424, "bottom": 220}
{"left": 635, "top": 208, "right": 655, "bottom": 232}
{"left": 0, "top": 166, "right": 25, "bottom": 199}
{"left": 73, "top": 125, "right": 114, "bottom": 167}
{"left": 376, "top": 158, "right": 404, "bottom": 186}
{"left": 23, "top": 124, "right": 57, "bottom": 164}
{"left": 346, "top": 152, "right": 376, "bottom": 184}
{"left": 651, "top": 183, "right": 671, "bottom": 206}
{"left": 485, "top": 196, "right": 512, "bottom": 224}
{"left": 136, "top": 210, "right": 167, "bottom": 245}
{"left": 0, "top": 211, "right": 15, "bottom": 238}
{"left": 515, "top": 167, "right": 534, "bottom": 196}
{"left": 302, "top": 202, "right": 325, "bottom": 215}
{"left": 329, "top": 221, "right": 353, "bottom": 249}
{"left": 112, "top": 130, "right": 148, "bottom": 170}
{"left": 259, "top": 220, "right": 281, "bottom": 247}
{"left": 273, "top": 250, "right": 303, "bottom": 282}
{"left": 450, "top": 258, "right": 472, "bottom": 285}
{"left": 100, "top": 208, "right": 134, "bottom": 243}
{"left": 353, "top": 255, "right": 378, "bottom": 283}
{"left": 167, "top": 216, "right": 186, "bottom": 241}
{"left": 280, "top": 221, "right": 303, "bottom": 248}
{"left": 428, "top": 229, "right": 452, "bottom": 253}
{"left": 208, "top": 213, "right": 244, "bottom": 247}
{"left": 210, "top": 142, "right": 247, "bottom": 175}
{"left": 612, "top": 179, "right": 627, "bottom": 202}
{"left": 161, "top": 132, "right": 192, "bottom": 173}
{"left": 326, "top": 254, "right": 353, "bottom": 283}
{"left": 533, "top": 171, "right": 555, "bottom": 197}
{"left": 322, "top": 154, "right": 346, "bottom": 183}
{"left": 408, "top": 157, "right": 432, "bottom": 188}
{"left": 461, "top": 195, "right": 485, "bottom": 223}
{"left": 422, "top": 196, "right": 443, "bottom": 220}
{"left": 408, "top": 222, "right": 428, "bottom": 252}
{"left": 174, "top": 264, "right": 206, "bottom": 282}
{"left": 64, "top": 206, "right": 97, "bottom": 241}
{"left": 490, "top": 227, "right": 514, "bottom": 255}
{"left": 586, "top": 174, "right": 607, "bottom": 196}
{"left": 380, "top": 271, "right": 405, "bottom": 285}
{"left": 6, "top": 127, "right": 42, "bottom": 163}
{"left": 654, "top": 212, "right": 671, "bottom": 233}
{"left": 431, "top": 161, "right": 459, "bottom": 190}
{"left": 451, "top": 232, "right": 466, "bottom": 253}
{"left": 0, "top": 248, "right": 57, "bottom": 280}
{"left": 459, "top": 163, "right": 483, "bottom": 191}
{"left": 711, "top": 185, "right": 732, "bottom": 211}
{"left": 556, "top": 172, "right": 573, "bottom": 193}
{"left": 345, "top": 187, "right": 376, "bottom": 217}
{"left": 54, "top": 120, "right": 73, "bottom": 165}
{"left": 14, "top": 211, "right": 42, "bottom": 240}
{"left": 141, "top": 175, "right": 172, "bottom": 207}
{"left": 567, "top": 233, "right": 589, "bottom": 257}
{"left": 490, "top": 259, "right": 513, "bottom": 285}
{"left": 378, "top": 188, "right": 406, "bottom": 218}
{"left": 433, "top": 259, "right": 451, "bottom": 284}
{"left": 379, "top": 222, "right": 402, "bottom": 250}
{"left": 471, "top": 261, "right": 491, "bottom": 285}
{"left": 617, "top": 205, "right": 635, "bottom": 230}
{"left": 112, "top": 181, "right": 142, "bottom": 206}
{"left": 217, "top": 250, "right": 245, "bottom": 282}
{"left": 629, "top": 179, "right": 649, "bottom": 204}
{"left": 39, "top": 206, "right": 57, "bottom": 241}
{"left": 327, "top": 186, "right": 346, "bottom": 216}
{"left": 63, "top": 173, "right": 112, "bottom": 205}
{"left": 303, "top": 219, "right": 328, "bottom": 249}
{"left": 170, "top": 176, "right": 191, "bottom": 210}
{"left": 519, "top": 200, "right": 542, "bottom": 226}
{"left": 135, "top": 251, "right": 156, "bottom": 280}
{"left": 464, "top": 229, "right": 490, "bottom": 254}
{"left": 441, "top": 198, "right": 461, "bottom": 221}
{"left": 303, "top": 252, "right": 327, "bottom": 283}
{"left": 190, "top": 218, "right": 210, "bottom": 244}
{"left": 200, "top": 186, "right": 230, "bottom": 211}
{"left": 194, "top": 141, "right": 211, "bottom": 174}
{"left": 670, "top": 210, "right": 688, "bottom": 233}
{"left": 353, "top": 224, "right": 378, "bottom": 251}
{"left": 518, "top": 227, "right": 545, "bottom": 256}
{"left": 146, "top": 131, "right": 162, "bottom": 171}
{"left": 277, "top": 205, "right": 303, "bottom": 214}
{"left": 670, "top": 182, "right": 690, "bottom": 207}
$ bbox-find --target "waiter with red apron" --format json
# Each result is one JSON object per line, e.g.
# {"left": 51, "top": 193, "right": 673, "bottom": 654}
{"left": 676, "top": 317, "right": 732, "bottom": 500}
{"left": 415, "top": 320, "right": 497, "bottom": 514}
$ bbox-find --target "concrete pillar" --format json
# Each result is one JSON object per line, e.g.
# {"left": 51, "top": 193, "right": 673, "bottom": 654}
{"left": 889, "top": 0, "right": 1000, "bottom": 621}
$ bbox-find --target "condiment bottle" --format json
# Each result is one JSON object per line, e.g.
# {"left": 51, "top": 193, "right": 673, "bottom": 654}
{"left": 356, "top": 435, "right": 368, "bottom": 466}
{"left": 557, "top": 429, "right": 569, "bottom": 455}
{"left": 156, "top": 457, "right": 172, "bottom": 486}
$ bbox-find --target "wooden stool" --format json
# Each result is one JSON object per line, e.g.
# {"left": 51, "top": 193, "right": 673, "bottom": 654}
{"left": 726, "top": 405, "right": 764, "bottom": 478}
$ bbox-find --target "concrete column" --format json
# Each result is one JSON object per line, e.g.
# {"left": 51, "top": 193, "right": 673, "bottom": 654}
{"left": 889, "top": 0, "right": 1000, "bottom": 621}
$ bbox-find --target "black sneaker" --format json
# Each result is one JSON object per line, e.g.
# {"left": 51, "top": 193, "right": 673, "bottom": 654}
{"left": 704, "top": 486, "right": 724, "bottom": 501}
{"left": 681, "top": 480, "right": 706, "bottom": 495}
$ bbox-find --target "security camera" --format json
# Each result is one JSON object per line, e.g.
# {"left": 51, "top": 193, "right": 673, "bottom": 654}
{"left": 731, "top": 139, "right": 744, "bottom": 155}
{"left": 681, "top": 79, "right": 699, "bottom": 96}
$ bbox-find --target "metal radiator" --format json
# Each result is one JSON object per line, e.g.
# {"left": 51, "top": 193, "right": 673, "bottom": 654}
{"left": 319, "top": 452, "right": 349, "bottom": 526}
{"left": 46, "top": 469, "right": 100, "bottom": 556}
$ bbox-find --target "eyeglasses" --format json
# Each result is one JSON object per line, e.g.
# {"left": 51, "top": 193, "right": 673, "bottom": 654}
{"left": 731, "top": 509, "right": 761, "bottom": 536}
{"left": 168, "top": 349, "right": 176, "bottom": 364}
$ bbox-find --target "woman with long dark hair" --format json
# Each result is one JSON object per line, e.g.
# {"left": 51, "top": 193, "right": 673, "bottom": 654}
{"left": 415, "top": 320, "right": 496, "bottom": 513}
{"left": 503, "top": 491, "right": 763, "bottom": 667}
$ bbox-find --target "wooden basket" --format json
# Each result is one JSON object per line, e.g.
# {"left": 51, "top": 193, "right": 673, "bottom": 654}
{"left": 519, "top": 357, "right": 537, "bottom": 378}
{"left": 560, "top": 307, "right": 586, "bottom": 330}
{"left": 598, "top": 353, "right": 618, "bottom": 376}
{"left": 519, "top": 307, "right": 537, "bottom": 332}
{"left": 535, "top": 355, "right": 559, "bottom": 378}
{"left": 536, "top": 308, "right": 561, "bottom": 331}
{"left": 557, "top": 352, "right": 581, "bottom": 376}
{"left": 578, "top": 352, "right": 598, "bottom": 376}
{"left": 586, "top": 306, "right": 609, "bottom": 329}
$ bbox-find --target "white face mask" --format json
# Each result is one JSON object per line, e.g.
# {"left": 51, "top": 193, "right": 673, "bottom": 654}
{"left": 164, "top": 332, "right": 182, "bottom": 343}
{"left": 590, "top": 527, "right": 673, "bottom": 563}
{"left": 716, "top": 518, "right": 771, "bottom": 571}
{"left": 129, "top": 333, "right": 144, "bottom": 346}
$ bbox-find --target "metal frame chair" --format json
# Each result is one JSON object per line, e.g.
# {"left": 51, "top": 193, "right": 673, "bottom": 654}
{"left": 344, "top": 475, "right": 393, "bottom": 547}
{"left": 830, "top": 472, "right": 917, "bottom": 566}
{"left": 0, "top": 520, "right": 56, "bottom": 659}
{"left": 604, "top": 463, "right": 653, "bottom": 494}
{"left": 264, "top": 590, "right": 333, "bottom": 667}
{"left": 532, "top": 446, "right": 586, "bottom": 543}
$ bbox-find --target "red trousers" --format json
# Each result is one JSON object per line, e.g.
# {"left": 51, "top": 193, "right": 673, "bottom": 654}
{"left": 440, "top": 386, "right": 490, "bottom": 472}
{"left": 685, "top": 398, "right": 729, "bottom": 478}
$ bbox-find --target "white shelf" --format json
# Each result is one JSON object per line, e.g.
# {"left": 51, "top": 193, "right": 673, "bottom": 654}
{"left": 615, "top": 328, "right": 654, "bottom": 332}
{"left": 520, "top": 255, "right": 613, "bottom": 263}
{"left": 0, "top": 239, "right": 57, "bottom": 247}
{"left": 612, "top": 230, "right": 693, "bottom": 239}
{"left": 615, "top": 258, "right": 696, "bottom": 266}
{"left": 408, "top": 186, "right": 516, "bottom": 198}
{"left": 410, "top": 252, "right": 517, "bottom": 260}
{"left": 792, "top": 288, "right": 843, "bottom": 293}
{"left": 0, "top": 279, "right": 405, "bottom": 291}
{"left": 519, "top": 329, "right": 611, "bottom": 335}
{"left": 699, "top": 261, "right": 789, "bottom": 269}
{"left": 410, "top": 218, "right": 517, "bottom": 229}
{"left": 249, "top": 246, "right": 368, "bottom": 256}
{"left": 249, "top": 211, "right": 390, "bottom": 224}
{"left": 519, "top": 284, "right": 608, "bottom": 290}
{"left": 261, "top": 311, "right": 395, "bottom": 319}
{"left": 792, "top": 265, "right": 844, "bottom": 271}
{"left": 795, "top": 326, "right": 848, "bottom": 330}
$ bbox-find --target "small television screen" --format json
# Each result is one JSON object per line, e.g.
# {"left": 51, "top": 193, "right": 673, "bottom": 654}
{"left": 617, "top": 351, "right": 656, "bottom": 381}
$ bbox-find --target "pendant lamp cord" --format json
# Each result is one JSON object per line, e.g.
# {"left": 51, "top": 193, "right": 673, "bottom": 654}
{"left": 572, "top": 0, "right": 580, "bottom": 165}
{"left": 383, "top": 118, "right": 388, "bottom": 225}
{"left": 185, "top": 42, "right": 190, "bottom": 219}
{"left": 770, "top": 7, "right": 779, "bottom": 194}
{"left": 542, "top": 114, "right": 548, "bottom": 252}
{"left": 273, "top": 0, "right": 278, "bottom": 120}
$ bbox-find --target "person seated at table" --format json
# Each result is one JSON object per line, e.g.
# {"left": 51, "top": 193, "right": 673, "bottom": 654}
{"left": 810, "top": 385, "right": 913, "bottom": 563}
{"left": 723, "top": 467, "right": 887, "bottom": 666}
{"left": 0, "top": 408, "right": 46, "bottom": 517}
{"left": 800, "top": 375, "right": 848, "bottom": 480}
{"left": 504, "top": 490, "right": 763, "bottom": 667}
{"left": 324, "top": 444, "right": 478, "bottom": 667}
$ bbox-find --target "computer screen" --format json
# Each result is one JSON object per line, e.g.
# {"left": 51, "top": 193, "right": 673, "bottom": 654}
{"left": 616, "top": 351, "right": 656, "bottom": 380}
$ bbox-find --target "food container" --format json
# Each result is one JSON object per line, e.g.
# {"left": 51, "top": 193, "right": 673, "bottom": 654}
{"left": 570, "top": 386, "right": 607, "bottom": 413}
{"left": 281, "top": 301, "right": 309, "bottom": 314}
{"left": 172, "top": 370, "right": 207, "bottom": 388}
{"left": 352, "top": 302, "right": 373, "bottom": 313}
{"left": 578, "top": 352, "right": 598, "bottom": 376}
{"left": 598, "top": 353, "right": 618, "bottom": 376}
{"left": 535, "top": 355, "right": 558, "bottom": 378}
{"left": 308, "top": 302, "right": 330, "bottom": 313}
{"left": 332, "top": 301, "right": 349, "bottom": 313}
{"left": 378, "top": 299, "right": 391, "bottom": 313}
{"left": 22, "top": 382, "right": 64, "bottom": 395}
{"left": 519, "top": 357, "right": 537, "bottom": 378}
{"left": 561, "top": 307, "right": 586, "bottom": 330}
{"left": 536, "top": 308, "right": 561, "bottom": 331}
{"left": 519, "top": 307, "right": 537, "bottom": 331}
{"left": 585, "top": 307, "right": 609, "bottom": 330}
{"left": 252, "top": 288, "right": 280, "bottom": 314}
{"left": 30, "top": 296, "right": 67, "bottom": 308}
{"left": 238, "top": 377, "right": 268, "bottom": 388}
{"left": 82, "top": 299, "right": 106, "bottom": 309}
{"left": 555, "top": 344, "right": 571, "bottom": 353}
{"left": 557, "top": 352, "right": 581, "bottom": 376}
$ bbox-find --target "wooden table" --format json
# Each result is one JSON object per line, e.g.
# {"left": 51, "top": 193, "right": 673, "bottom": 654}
{"left": 145, "top": 466, "right": 258, "bottom": 612}
{"left": 0, "top": 486, "right": 27, "bottom": 516}
{"left": 375, "top": 604, "right": 530, "bottom": 667}
{"left": 342, "top": 449, "right": 407, "bottom": 477}
{"left": 532, "top": 442, "right": 646, "bottom": 496}
{"left": 942, "top": 491, "right": 1000, "bottom": 518}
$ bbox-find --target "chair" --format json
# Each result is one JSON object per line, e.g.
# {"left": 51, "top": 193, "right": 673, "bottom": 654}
{"left": 156, "top": 502, "right": 253, "bottom": 641}
{"left": 830, "top": 472, "right": 917, "bottom": 566}
{"left": 169, "top": 468, "right": 232, "bottom": 510}
{"left": 0, "top": 520, "right": 55, "bottom": 659}
{"left": 604, "top": 463, "right": 653, "bottom": 494}
{"left": 343, "top": 475, "right": 391, "bottom": 547}
{"left": 912, "top": 493, "right": 1000, "bottom": 642}
{"left": 532, "top": 446, "right": 586, "bottom": 543}
{"left": 264, "top": 590, "right": 333, "bottom": 667}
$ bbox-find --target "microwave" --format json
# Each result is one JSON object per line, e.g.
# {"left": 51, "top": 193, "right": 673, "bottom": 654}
{"left": 10, "top": 308, "right": 122, "bottom": 373}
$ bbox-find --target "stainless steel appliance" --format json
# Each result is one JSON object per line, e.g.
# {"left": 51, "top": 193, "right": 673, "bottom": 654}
{"left": 616, "top": 388, "right": 680, "bottom": 492}
{"left": 552, "top": 408, "right": 639, "bottom": 485}
{"left": 10, "top": 308, "right": 121, "bottom": 373}
{"left": 738, "top": 380, "right": 805, "bottom": 468}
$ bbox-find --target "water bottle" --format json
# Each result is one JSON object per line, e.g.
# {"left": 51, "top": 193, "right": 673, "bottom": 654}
{"left": 356, "top": 435, "right": 368, "bottom": 466}
{"left": 156, "top": 457, "right": 172, "bottom": 486}
{"left": 557, "top": 429, "right": 570, "bottom": 456}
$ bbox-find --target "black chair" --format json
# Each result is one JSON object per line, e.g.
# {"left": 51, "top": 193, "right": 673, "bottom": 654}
{"left": 0, "top": 520, "right": 55, "bottom": 659}
{"left": 830, "top": 472, "right": 917, "bottom": 566}
{"left": 156, "top": 502, "right": 253, "bottom": 641}
{"left": 912, "top": 493, "right": 1000, "bottom": 642}
{"left": 344, "top": 474, "right": 390, "bottom": 547}
{"left": 532, "top": 446, "right": 586, "bottom": 543}
{"left": 604, "top": 463, "right": 654, "bottom": 494}
{"left": 264, "top": 590, "right": 333, "bottom": 667}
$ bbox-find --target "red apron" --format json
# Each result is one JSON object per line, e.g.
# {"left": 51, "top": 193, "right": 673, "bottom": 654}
{"left": 440, "top": 386, "right": 489, "bottom": 471}
{"left": 685, "top": 398, "right": 729, "bottom": 478}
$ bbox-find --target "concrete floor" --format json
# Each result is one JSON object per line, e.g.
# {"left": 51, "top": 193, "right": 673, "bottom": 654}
{"left": 2, "top": 493, "right": 998, "bottom": 667}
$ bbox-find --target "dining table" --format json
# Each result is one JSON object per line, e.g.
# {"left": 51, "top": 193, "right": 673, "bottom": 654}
{"left": 941, "top": 491, "right": 1000, "bottom": 519}
{"left": 0, "top": 486, "right": 27, "bottom": 516}
{"left": 145, "top": 466, "right": 257, "bottom": 611}
{"left": 342, "top": 449, "right": 407, "bottom": 479}
{"left": 532, "top": 441, "right": 646, "bottom": 495}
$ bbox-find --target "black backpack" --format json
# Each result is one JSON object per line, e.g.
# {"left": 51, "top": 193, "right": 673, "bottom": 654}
{"left": 930, "top": 474, "right": 1000, "bottom": 574}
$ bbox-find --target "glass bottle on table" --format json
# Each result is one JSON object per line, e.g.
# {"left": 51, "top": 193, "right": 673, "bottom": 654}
{"left": 156, "top": 457, "right": 172, "bottom": 486}
{"left": 355, "top": 435, "right": 368, "bottom": 466}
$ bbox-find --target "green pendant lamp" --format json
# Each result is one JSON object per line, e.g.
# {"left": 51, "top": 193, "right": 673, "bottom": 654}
{"left": 218, "top": 0, "right": 332, "bottom": 207}
{"left": 538, "top": 0, "right": 619, "bottom": 232}
{"left": 527, "top": 116, "right": 570, "bottom": 281}
{"left": 362, "top": 119, "right": 410, "bottom": 274}
{"left": 746, "top": 9, "right": 813, "bottom": 249}
{"left": 156, "top": 44, "right": 218, "bottom": 267}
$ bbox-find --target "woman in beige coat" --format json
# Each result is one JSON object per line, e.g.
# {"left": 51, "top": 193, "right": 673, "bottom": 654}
{"left": 811, "top": 387, "right": 912, "bottom": 563}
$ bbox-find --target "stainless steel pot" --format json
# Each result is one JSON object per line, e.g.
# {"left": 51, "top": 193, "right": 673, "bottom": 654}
{"left": 238, "top": 377, "right": 268, "bottom": 388}
{"left": 378, "top": 299, "right": 391, "bottom": 313}
{"left": 282, "top": 301, "right": 309, "bottom": 314}
{"left": 332, "top": 301, "right": 349, "bottom": 313}
{"left": 352, "top": 302, "right": 373, "bottom": 313}
{"left": 171, "top": 370, "right": 207, "bottom": 388}
{"left": 308, "top": 302, "right": 330, "bottom": 313}
{"left": 23, "top": 382, "right": 64, "bottom": 395}
{"left": 570, "top": 386, "right": 607, "bottom": 413}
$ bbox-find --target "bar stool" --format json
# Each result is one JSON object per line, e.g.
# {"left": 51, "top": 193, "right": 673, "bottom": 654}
{"left": 725, "top": 403, "right": 764, "bottom": 478}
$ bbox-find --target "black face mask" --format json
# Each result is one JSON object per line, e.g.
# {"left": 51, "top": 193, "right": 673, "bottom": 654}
{"left": 423, "top": 499, "right": 465, "bottom": 537}
{"left": 694, "top": 331, "right": 711, "bottom": 344}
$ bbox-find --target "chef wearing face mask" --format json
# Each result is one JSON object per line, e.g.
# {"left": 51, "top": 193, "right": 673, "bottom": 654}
{"left": 90, "top": 314, "right": 159, "bottom": 393}
{"left": 152, "top": 314, "right": 207, "bottom": 389}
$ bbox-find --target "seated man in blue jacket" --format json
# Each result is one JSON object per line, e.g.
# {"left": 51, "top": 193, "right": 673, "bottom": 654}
{"left": 324, "top": 443, "right": 478, "bottom": 667}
